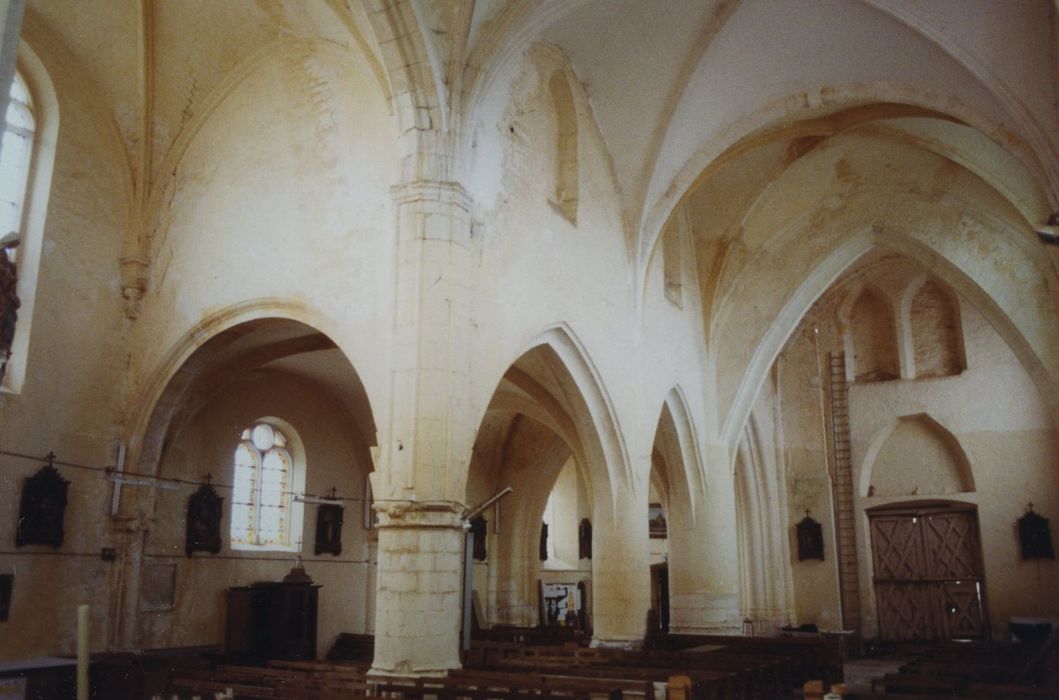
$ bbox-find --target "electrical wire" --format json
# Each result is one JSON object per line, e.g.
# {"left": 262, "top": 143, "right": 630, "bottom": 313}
{"left": 0, "top": 448, "right": 372, "bottom": 505}
{"left": 0, "top": 448, "right": 471, "bottom": 512}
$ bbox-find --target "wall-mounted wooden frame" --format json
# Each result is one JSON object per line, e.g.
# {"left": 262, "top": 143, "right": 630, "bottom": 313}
{"left": 1018, "top": 509, "right": 1054, "bottom": 560}
{"left": 362, "top": 475, "right": 375, "bottom": 530}
{"left": 578, "top": 518, "right": 592, "bottom": 560}
{"left": 648, "top": 503, "right": 667, "bottom": 539}
{"left": 15, "top": 456, "right": 68, "bottom": 549}
{"left": 470, "top": 515, "right": 487, "bottom": 561}
{"left": 186, "top": 483, "right": 223, "bottom": 557}
{"left": 315, "top": 504, "right": 344, "bottom": 556}
{"left": 796, "top": 513, "right": 824, "bottom": 561}
{"left": 0, "top": 574, "right": 12, "bottom": 621}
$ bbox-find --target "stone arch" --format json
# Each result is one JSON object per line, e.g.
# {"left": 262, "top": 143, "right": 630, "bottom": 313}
{"left": 720, "top": 221, "right": 1059, "bottom": 451}
{"left": 904, "top": 276, "right": 966, "bottom": 378}
{"left": 124, "top": 300, "right": 376, "bottom": 485}
{"left": 113, "top": 301, "right": 378, "bottom": 649}
{"left": 637, "top": 88, "right": 1053, "bottom": 297}
{"left": 511, "top": 324, "right": 632, "bottom": 509}
{"left": 734, "top": 406, "right": 795, "bottom": 633}
{"left": 858, "top": 0, "right": 1059, "bottom": 196}
{"left": 648, "top": 388, "right": 715, "bottom": 635}
{"left": 722, "top": 229, "right": 875, "bottom": 449}
{"left": 463, "top": 323, "right": 642, "bottom": 642}
{"left": 362, "top": 0, "right": 445, "bottom": 161}
{"left": 860, "top": 413, "right": 975, "bottom": 498}
{"left": 656, "top": 387, "right": 707, "bottom": 523}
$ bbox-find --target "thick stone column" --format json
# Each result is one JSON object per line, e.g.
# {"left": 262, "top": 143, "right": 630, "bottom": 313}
{"left": 590, "top": 486, "right": 651, "bottom": 647}
{"left": 371, "top": 502, "right": 464, "bottom": 675}
{"left": 370, "top": 179, "right": 475, "bottom": 673}
{"left": 668, "top": 483, "right": 742, "bottom": 633}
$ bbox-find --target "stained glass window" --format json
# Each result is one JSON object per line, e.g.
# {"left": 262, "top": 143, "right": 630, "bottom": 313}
{"left": 230, "top": 422, "right": 295, "bottom": 548}
{"left": 0, "top": 72, "right": 35, "bottom": 245}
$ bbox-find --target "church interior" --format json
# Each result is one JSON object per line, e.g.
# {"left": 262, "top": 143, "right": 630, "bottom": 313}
{"left": 0, "top": 0, "right": 1058, "bottom": 697}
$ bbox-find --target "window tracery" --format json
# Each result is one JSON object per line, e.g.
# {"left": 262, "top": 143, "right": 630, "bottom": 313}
{"left": 231, "top": 421, "right": 301, "bottom": 549}
{"left": 0, "top": 71, "right": 35, "bottom": 384}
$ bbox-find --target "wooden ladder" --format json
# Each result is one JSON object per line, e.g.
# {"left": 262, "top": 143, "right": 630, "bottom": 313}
{"left": 828, "top": 352, "right": 861, "bottom": 633}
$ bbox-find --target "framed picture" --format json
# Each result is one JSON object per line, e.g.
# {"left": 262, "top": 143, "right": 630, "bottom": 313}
{"left": 315, "top": 504, "right": 344, "bottom": 556}
{"left": 648, "top": 503, "right": 667, "bottom": 539}
{"left": 540, "top": 582, "right": 582, "bottom": 627}
{"left": 186, "top": 483, "right": 223, "bottom": 557}
{"left": 469, "top": 515, "right": 487, "bottom": 561}
{"left": 1018, "top": 509, "right": 1054, "bottom": 560}
{"left": 362, "top": 475, "right": 375, "bottom": 530}
{"left": 796, "top": 514, "right": 824, "bottom": 561}
{"left": 16, "top": 457, "right": 69, "bottom": 549}
{"left": 0, "top": 574, "right": 12, "bottom": 621}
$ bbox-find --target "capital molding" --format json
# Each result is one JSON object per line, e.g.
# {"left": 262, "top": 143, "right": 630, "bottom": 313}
{"left": 372, "top": 499, "right": 464, "bottom": 530}
{"left": 390, "top": 180, "right": 471, "bottom": 211}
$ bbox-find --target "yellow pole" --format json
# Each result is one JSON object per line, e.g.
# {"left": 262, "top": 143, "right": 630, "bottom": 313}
{"left": 77, "top": 604, "right": 89, "bottom": 700}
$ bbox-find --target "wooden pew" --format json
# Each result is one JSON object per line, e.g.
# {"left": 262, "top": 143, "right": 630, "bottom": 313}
{"left": 450, "top": 667, "right": 655, "bottom": 700}
{"left": 873, "top": 672, "right": 962, "bottom": 696}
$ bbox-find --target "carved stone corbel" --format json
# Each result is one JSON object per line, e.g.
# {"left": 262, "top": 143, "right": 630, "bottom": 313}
{"left": 119, "top": 255, "right": 149, "bottom": 319}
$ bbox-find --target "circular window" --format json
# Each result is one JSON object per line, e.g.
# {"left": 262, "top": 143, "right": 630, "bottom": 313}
{"left": 250, "top": 423, "right": 275, "bottom": 451}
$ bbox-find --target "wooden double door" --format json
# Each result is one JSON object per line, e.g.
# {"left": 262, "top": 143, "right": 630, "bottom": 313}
{"left": 869, "top": 503, "right": 988, "bottom": 641}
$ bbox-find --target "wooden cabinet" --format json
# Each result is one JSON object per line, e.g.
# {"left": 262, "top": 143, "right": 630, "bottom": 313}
{"left": 225, "top": 567, "right": 320, "bottom": 661}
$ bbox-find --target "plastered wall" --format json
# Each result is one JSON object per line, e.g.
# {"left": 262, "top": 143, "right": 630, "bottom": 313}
{"left": 0, "top": 27, "right": 130, "bottom": 660}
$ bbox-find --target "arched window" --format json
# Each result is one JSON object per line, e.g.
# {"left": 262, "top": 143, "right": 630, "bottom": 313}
{"left": 0, "top": 71, "right": 35, "bottom": 239}
{"left": 1, "top": 47, "right": 58, "bottom": 395}
{"left": 0, "top": 71, "right": 35, "bottom": 385}
{"left": 231, "top": 421, "right": 305, "bottom": 550}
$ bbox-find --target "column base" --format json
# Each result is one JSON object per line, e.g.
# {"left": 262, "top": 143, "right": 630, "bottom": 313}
{"left": 590, "top": 636, "right": 644, "bottom": 650}
{"left": 370, "top": 500, "right": 466, "bottom": 676}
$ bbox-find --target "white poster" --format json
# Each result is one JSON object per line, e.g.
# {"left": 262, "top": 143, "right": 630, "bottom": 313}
{"left": 541, "top": 582, "right": 581, "bottom": 625}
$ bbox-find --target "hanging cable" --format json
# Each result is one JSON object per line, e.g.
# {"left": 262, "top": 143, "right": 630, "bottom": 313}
{"left": 0, "top": 448, "right": 376, "bottom": 505}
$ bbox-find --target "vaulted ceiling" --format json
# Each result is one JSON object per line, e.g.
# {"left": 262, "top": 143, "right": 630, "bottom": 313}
{"left": 22, "top": 0, "right": 1059, "bottom": 263}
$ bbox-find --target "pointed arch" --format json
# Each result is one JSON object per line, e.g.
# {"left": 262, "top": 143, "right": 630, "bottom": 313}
{"left": 721, "top": 225, "right": 1059, "bottom": 452}
{"left": 734, "top": 404, "right": 795, "bottom": 632}
{"left": 363, "top": 0, "right": 445, "bottom": 150}
{"left": 721, "top": 229, "right": 876, "bottom": 448}
{"left": 860, "top": 413, "right": 975, "bottom": 498}
{"left": 637, "top": 89, "right": 1053, "bottom": 302}
{"left": 655, "top": 386, "right": 707, "bottom": 525}
{"left": 462, "top": 323, "right": 634, "bottom": 630}
{"left": 511, "top": 323, "right": 633, "bottom": 516}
